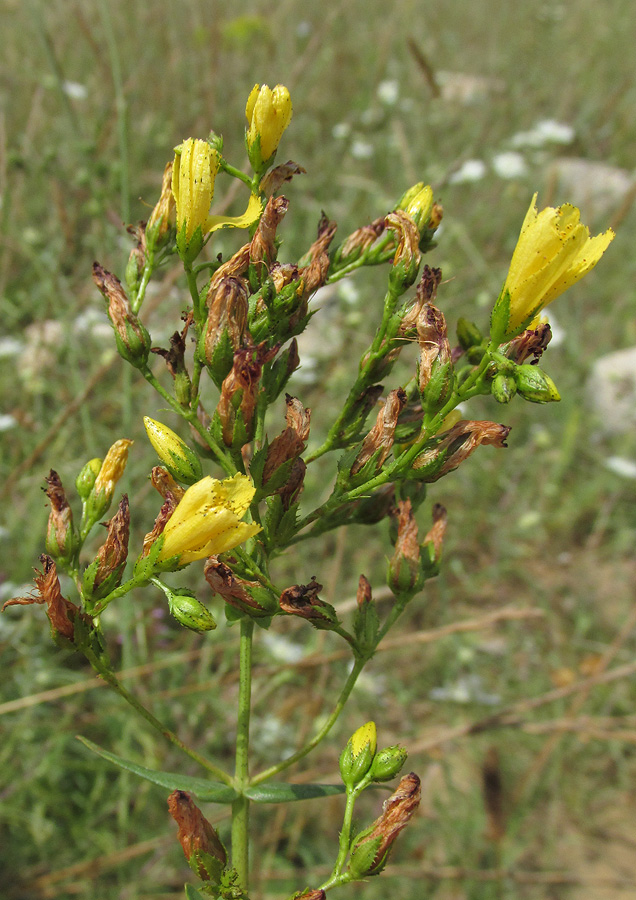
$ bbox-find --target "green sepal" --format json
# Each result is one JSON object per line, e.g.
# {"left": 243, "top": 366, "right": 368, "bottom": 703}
{"left": 187, "top": 851, "right": 224, "bottom": 886}
{"left": 263, "top": 495, "right": 299, "bottom": 551}
{"left": 490, "top": 287, "right": 512, "bottom": 345}
{"left": 348, "top": 834, "right": 383, "bottom": 879}
{"left": 200, "top": 327, "right": 235, "bottom": 389}
{"left": 112, "top": 317, "right": 151, "bottom": 369}
{"left": 77, "top": 737, "right": 238, "bottom": 802}
{"left": 82, "top": 557, "right": 126, "bottom": 604}
{"left": 184, "top": 884, "right": 208, "bottom": 900}
{"left": 353, "top": 599, "right": 380, "bottom": 659}
{"left": 176, "top": 220, "right": 204, "bottom": 265}
{"left": 339, "top": 739, "right": 375, "bottom": 788}
{"left": 133, "top": 536, "right": 165, "bottom": 582}
{"left": 456, "top": 317, "right": 484, "bottom": 351}
{"left": 263, "top": 343, "right": 300, "bottom": 403}
{"left": 421, "top": 359, "right": 455, "bottom": 417}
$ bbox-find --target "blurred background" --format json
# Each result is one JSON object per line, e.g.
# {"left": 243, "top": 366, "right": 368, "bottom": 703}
{"left": 1, "top": 0, "right": 636, "bottom": 898}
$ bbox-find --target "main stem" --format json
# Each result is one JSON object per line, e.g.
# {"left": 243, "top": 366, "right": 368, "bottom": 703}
{"left": 232, "top": 617, "right": 254, "bottom": 890}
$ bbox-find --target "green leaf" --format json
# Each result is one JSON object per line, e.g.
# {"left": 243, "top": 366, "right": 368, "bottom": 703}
{"left": 184, "top": 884, "right": 207, "bottom": 900}
{"left": 245, "top": 781, "right": 346, "bottom": 803}
{"left": 77, "top": 736, "right": 238, "bottom": 802}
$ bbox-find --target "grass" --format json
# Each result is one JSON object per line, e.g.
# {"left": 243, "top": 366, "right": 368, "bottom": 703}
{"left": 2, "top": 0, "right": 636, "bottom": 898}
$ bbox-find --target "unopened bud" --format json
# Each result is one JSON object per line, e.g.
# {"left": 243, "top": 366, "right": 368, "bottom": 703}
{"left": 369, "top": 745, "right": 408, "bottom": 782}
{"left": 84, "top": 439, "right": 133, "bottom": 527}
{"left": 395, "top": 183, "right": 434, "bottom": 233}
{"left": 245, "top": 83, "right": 293, "bottom": 171}
{"left": 491, "top": 372, "right": 517, "bottom": 404}
{"left": 514, "top": 363, "right": 560, "bottom": 403}
{"left": 76, "top": 458, "right": 102, "bottom": 500}
{"left": 417, "top": 303, "right": 454, "bottom": 415}
{"left": 157, "top": 583, "right": 217, "bottom": 633}
{"left": 339, "top": 721, "right": 377, "bottom": 788}
{"left": 144, "top": 417, "right": 202, "bottom": 485}
{"left": 92, "top": 262, "right": 151, "bottom": 368}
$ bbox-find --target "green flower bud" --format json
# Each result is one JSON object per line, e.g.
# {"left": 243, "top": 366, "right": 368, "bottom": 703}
{"left": 491, "top": 372, "right": 517, "bottom": 404}
{"left": 514, "top": 364, "right": 560, "bottom": 403}
{"left": 144, "top": 417, "right": 202, "bottom": 485}
{"left": 339, "top": 721, "right": 377, "bottom": 788}
{"left": 168, "top": 588, "right": 217, "bottom": 633}
{"left": 76, "top": 458, "right": 102, "bottom": 501}
{"left": 369, "top": 745, "right": 408, "bottom": 782}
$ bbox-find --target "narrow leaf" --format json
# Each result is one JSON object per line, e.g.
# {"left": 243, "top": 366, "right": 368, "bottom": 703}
{"left": 77, "top": 736, "right": 237, "bottom": 803}
{"left": 245, "top": 781, "right": 346, "bottom": 803}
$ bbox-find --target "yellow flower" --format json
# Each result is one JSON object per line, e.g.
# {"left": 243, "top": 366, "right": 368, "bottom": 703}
{"left": 172, "top": 138, "right": 220, "bottom": 244}
{"left": 245, "top": 83, "right": 292, "bottom": 167}
{"left": 157, "top": 473, "right": 261, "bottom": 565}
{"left": 498, "top": 193, "right": 614, "bottom": 338}
{"left": 172, "top": 139, "right": 263, "bottom": 257}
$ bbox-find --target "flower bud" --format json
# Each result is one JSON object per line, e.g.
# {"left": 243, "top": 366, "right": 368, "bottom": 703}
{"left": 172, "top": 138, "right": 220, "bottom": 262}
{"left": 369, "top": 745, "right": 408, "bottom": 782}
{"left": 92, "top": 262, "right": 151, "bottom": 368}
{"left": 84, "top": 439, "right": 133, "bottom": 528}
{"left": 339, "top": 721, "right": 377, "bottom": 788}
{"left": 245, "top": 83, "right": 293, "bottom": 171}
{"left": 167, "top": 588, "right": 217, "bottom": 633}
{"left": 491, "top": 372, "right": 517, "bottom": 404}
{"left": 387, "top": 500, "right": 424, "bottom": 596}
{"left": 395, "top": 182, "right": 434, "bottom": 233}
{"left": 514, "top": 363, "right": 560, "bottom": 403}
{"left": 411, "top": 420, "right": 510, "bottom": 481}
{"left": 76, "top": 458, "right": 102, "bottom": 501}
{"left": 144, "top": 417, "right": 202, "bottom": 485}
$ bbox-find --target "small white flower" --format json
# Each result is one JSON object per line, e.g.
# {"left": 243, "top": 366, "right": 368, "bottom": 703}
{"left": 449, "top": 159, "right": 487, "bottom": 184}
{"left": 0, "top": 337, "right": 23, "bottom": 358}
{"left": 605, "top": 456, "right": 636, "bottom": 479}
{"left": 62, "top": 80, "right": 88, "bottom": 100}
{"left": 511, "top": 119, "right": 574, "bottom": 149}
{"left": 492, "top": 151, "right": 527, "bottom": 179}
{"left": 377, "top": 79, "right": 399, "bottom": 106}
{"left": 332, "top": 122, "right": 351, "bottom": 140}
{"left": 350, "top": 139, "right": 374, "bottom": 160}
{"left": 0, "top": 414, "right": 17, "bottom": 432}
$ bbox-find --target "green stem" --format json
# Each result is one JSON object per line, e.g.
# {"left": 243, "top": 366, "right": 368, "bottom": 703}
{"left": 322, "top": 787, "right": 359, "bottom": 888}
{"left": 231, "top": 617, "right": 254, "bottom": 890}
{"left": 85, "top": 650, "right": 233, "bottom": 784}
{"left": 218, "top": 158, "right": 254, "bottom": 189}
{"left": 251, "top": 657, "right": 365, "bottom": 785}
